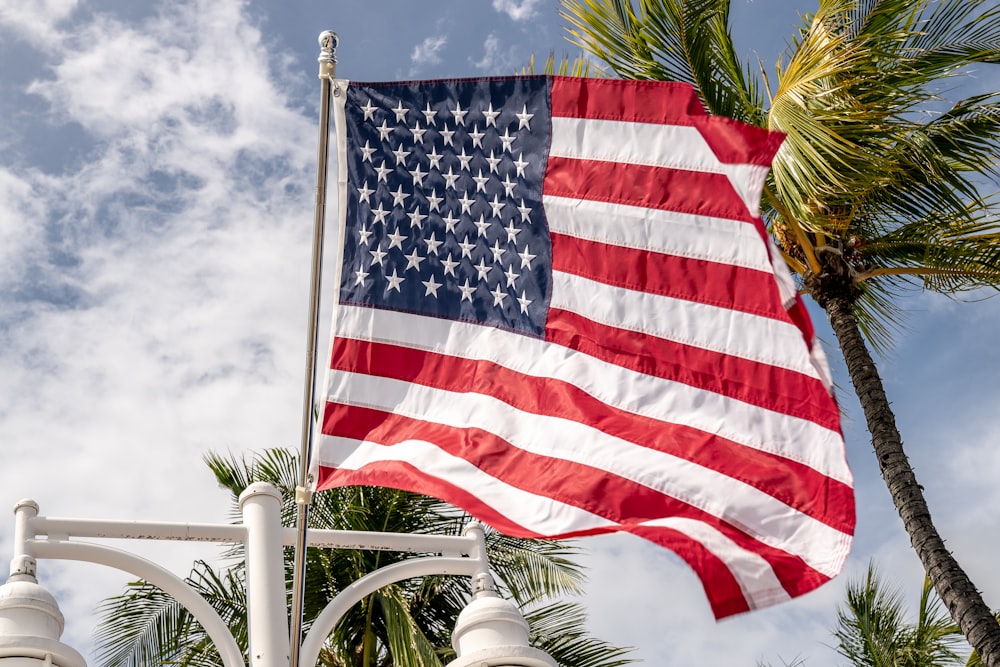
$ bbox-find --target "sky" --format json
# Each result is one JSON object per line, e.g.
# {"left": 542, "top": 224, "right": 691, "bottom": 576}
{"left": 1, "top": 0, "right": 999, "bottom": 666}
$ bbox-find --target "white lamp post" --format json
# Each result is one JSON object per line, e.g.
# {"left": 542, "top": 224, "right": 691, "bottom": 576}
{"left": 0, "top": 483, "right": 556, "bottom": 667}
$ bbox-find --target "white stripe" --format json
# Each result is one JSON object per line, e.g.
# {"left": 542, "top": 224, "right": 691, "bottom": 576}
{"left": 549, "top": 116, "right": 769, "bottom": 216}
{"left": 637, "top": 517, "right": 793, "bottom": 609}
{"left": 543, "top": 194, "right": 773, "bottom": 273}
{"left": 323, "top": 370, "right": 850, "bottom": 576}
{"left": 334, "top": 304, "right": 851, "bottom": 484}
{"left": 551, "top": 271, "right": 820, "bottom": 379}
{"left": 317, "top": 435, "right": 617, "bottom": 536}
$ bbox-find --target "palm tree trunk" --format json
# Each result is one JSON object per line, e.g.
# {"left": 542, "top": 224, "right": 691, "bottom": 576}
{"left": 824, "top": 294, "right": 1000, "bottom": 667}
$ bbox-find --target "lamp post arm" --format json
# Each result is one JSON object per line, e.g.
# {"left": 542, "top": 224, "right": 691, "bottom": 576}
{"left": 26, "top": 539, "right": 246, "bottom": 667}
{"left": 299, "top": 555, "right": 480, "bottom": 666}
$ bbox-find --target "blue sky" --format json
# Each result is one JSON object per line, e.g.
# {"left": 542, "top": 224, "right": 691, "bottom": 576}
{"left": 1, "top": 1, "right": 999, "bottom": 665}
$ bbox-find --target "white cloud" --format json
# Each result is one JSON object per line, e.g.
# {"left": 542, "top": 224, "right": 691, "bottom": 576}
{"left": 491, "top": 0, "right": 542, "bottom": 22}
{"left": 409, "top": 34, "right": 447, "bottom": 75}
{"left": 0, "top": 0, "right": 78, "bottom": 45}
{"left": 0, "top": 0, "right": 318, "bottom": 657}
{"left": 470, "top": 32, "right": 519, "bottom": 73}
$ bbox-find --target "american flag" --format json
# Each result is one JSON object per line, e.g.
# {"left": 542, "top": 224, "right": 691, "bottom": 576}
{"left": 311, "top": 75, "right": 855, "bottom": 618}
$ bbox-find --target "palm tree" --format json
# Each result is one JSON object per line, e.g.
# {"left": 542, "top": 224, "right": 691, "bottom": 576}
{"left": 835, "top": 565, "right": 965, "bottom": 667}
{"left": 560, "top": 0, "right": 1000, "bottom": 664}
{"left": 761, "top": 563, "right": 974, "bottom": 667}
{"left": 94, "top": 448, "right": 633, "bottom": 667}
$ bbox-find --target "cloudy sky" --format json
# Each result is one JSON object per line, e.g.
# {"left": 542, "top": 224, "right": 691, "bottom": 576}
{"left": 2, "top": 0, "right": 999, "bottom": 665}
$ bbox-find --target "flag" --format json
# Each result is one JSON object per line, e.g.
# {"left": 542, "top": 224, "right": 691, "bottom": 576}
{"left": 310, "top": 75, "right": 855, "bottom": 619}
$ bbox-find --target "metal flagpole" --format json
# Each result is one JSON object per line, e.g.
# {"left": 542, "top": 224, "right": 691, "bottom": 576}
{"left": 289, "top": 29, "right": 338, "bottom": 667}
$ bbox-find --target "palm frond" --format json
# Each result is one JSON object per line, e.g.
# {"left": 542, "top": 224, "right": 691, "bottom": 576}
{"left": 95, "top": 581, "right": 189, "bottom": 667}
{"left": 525, "top": 601, "right": 635, "bottom": 667}
{"left": 486, "top": 531, "right": 586, "bottom": 605}
{"left": 560, "top": 0, "right": 763, "bottom": 123}
{"left": 379, "top": 587, "right": 447, "bottom": 667}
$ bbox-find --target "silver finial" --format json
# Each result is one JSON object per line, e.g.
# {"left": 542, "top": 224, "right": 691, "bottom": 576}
{"left": 318, "top": 31, "right": 338, "bottom": 64}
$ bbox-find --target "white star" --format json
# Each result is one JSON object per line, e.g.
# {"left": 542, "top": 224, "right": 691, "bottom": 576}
{"left": 443, "top": 167, "right": 460, "bottom": 189}
{"left": 442, "top": 211, "right": 460, "bottom": 232}
{"left": 457, "top": 148, "right": 473, "bottom": 171}
{"left": 440, "top": 253, "right": 460, "bottom": 276}
{"left": 504, "top": 264, "right": 520, "bottom": 287}
{"left": 360, "top": 140, "right": 377, "bottom": 162}
{"left": 490, "top": 283, "right": 508, "bottom": 306}
{"left": 354, "top": 267, "right": 369, "bottom": 286}
{"left": 361, "top": 99, "right": 377, "bottom": 121}
{"left": 404, "top": 247, "right": 426, "bottom": 271}
{"left": 452, "top": 102, "right": 468, "bottom": 125}
{"left": 458, "top": 193, "right": 475, "bottom": 214}
{"left": 518, "top": 244, "right": 536, "bottom": 269}
{"left": 473, "top": 170, "right": 490, "bottom": 193}
{"left": 422, "top": 102, "right": 437, "bottom": 125}
{"left": 501, "top": 174, "right": 517, "bottom": 197}
{"left": 369, "top": 244, "right": 388, "bottom": 265}
{"left": 385, "top": 268, "right": 404, "bottom": 292}
{"left": 377, "top": 120, "right": 393, "bottom": 142}
{"left": 439, "top": 124, "right": 455, "bottom": 146}
{"left": 391, "top": 144, "right": 411, "bottom": 165}
{"left": 474, "top": 214, "right": 491, "bottom": 237}
{"left": 468, "top": 124, "right": 485, "bottom": 148}
{"left": 392, "top": 101, "right": 408, "bottom": 123}
{"left": 459, "top": 235, "right": 476, "bottom": 258}
{"left": 407, "top": 208, "right": 427, "bottom": 229}
{"left": 504, "top": 220, "right": 521, "bottom": 242}
{"left": 425, "top": 188, "right": 443, "bottom": 212}
{"left": 422, "top": 274, "right": 442, "bottom": 297}
{"left": 411, "top": 122, "right": 427, "bottom": 143}
{"left": 489, "top": 194, "right": 505, "bottom": 218}
{"left": 358, "top": 225, "right": 373, "bottom": 245}
{"left": 357, "top": 180, "right": 374, "bottom": 204}
{"left": 475, "top": 257, "right": 492, "bottom": 280}
{"left": 409, "top": 164, "right": 427, "bottom": 187}
{"left": 513, "top": 153, "right": 528, "bottom": 177}
{"left": 517, "top": 198, "right": 532, "bottom": 222}
{"left": 485, "top": 150, "right": 502, "bottom": 174}
{"left": 516, "top": 104, "right": 534, "bottom": 130}
{"left": 425, "top": 232, "right": 443, "bottom": 255}
{"left": 426, "top": 147, "right": 443, "bottom": 170}
{"left": 499, "top": 128, "right": 515, "bottom": 152}
{"left": 490, "top": 239, "right": 507, "bottom": 262}
{"left": 387, "top": 227, "right": 406, "bottom": 250}
{"left": 483, "top": 102, "right": 501, "bottom": 128}
{"left": 517, "top": 291, "right": 532, "bottom": 313}
{"left": 371, "top": 203, "right": 390, "bottom": 225}
{"left": 391, "top": 185, "right": 410, "bottom": 208}
{"left": 375, "top": 160, "right": 392, "bottom": 183}
{"left": 458, "top": 279, "right": 476, "bottom": 302}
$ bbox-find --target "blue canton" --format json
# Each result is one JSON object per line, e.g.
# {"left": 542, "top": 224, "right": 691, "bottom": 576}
{"left": 340, "top": 77, "right": 552, "bottom": 337}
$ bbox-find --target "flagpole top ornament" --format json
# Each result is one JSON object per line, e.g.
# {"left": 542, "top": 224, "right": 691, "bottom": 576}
{"left": 318, "top": 31, "right": 338, "bottom": 79}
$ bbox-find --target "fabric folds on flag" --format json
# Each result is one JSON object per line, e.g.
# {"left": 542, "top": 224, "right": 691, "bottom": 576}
{"left": 310, "top": 75, "right": 855, "bottom": 619}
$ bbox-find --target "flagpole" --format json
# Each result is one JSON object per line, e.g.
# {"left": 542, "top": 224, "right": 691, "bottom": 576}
{"left": 289, "top": 29, "right": 338, "bottom": 667}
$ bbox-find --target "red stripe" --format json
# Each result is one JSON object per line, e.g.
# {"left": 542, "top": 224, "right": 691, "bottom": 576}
{"left": 545, "top": 308, "right": 842, "bottom": 432}
{"left": 622, "top": 523, "right": 751, "bottom": 618}
{"left": 550, "top": 76, "right": 784, "bottom": 166}
{"left": 625, "top": 522, "right": 830, "bottom": 616}
{"left": 544, "top": 156, "right": 753, "bottom": 222}
{"left": 320, "top": 404, "right": 831, "bottom": 605}
{"left": 315, "top": 460, "right": 550, "bottom": 539}
{"left": 551, "top": 232, "right": 788, "bottom": 320}
{"left": 327, "top": 337, "right": 854, "bottom": 532}
{"left": 689, "top": 115, "right": 785, "bottom": 167}
{"left": 550, "top": 76, "right": 706, "bottom": 124}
